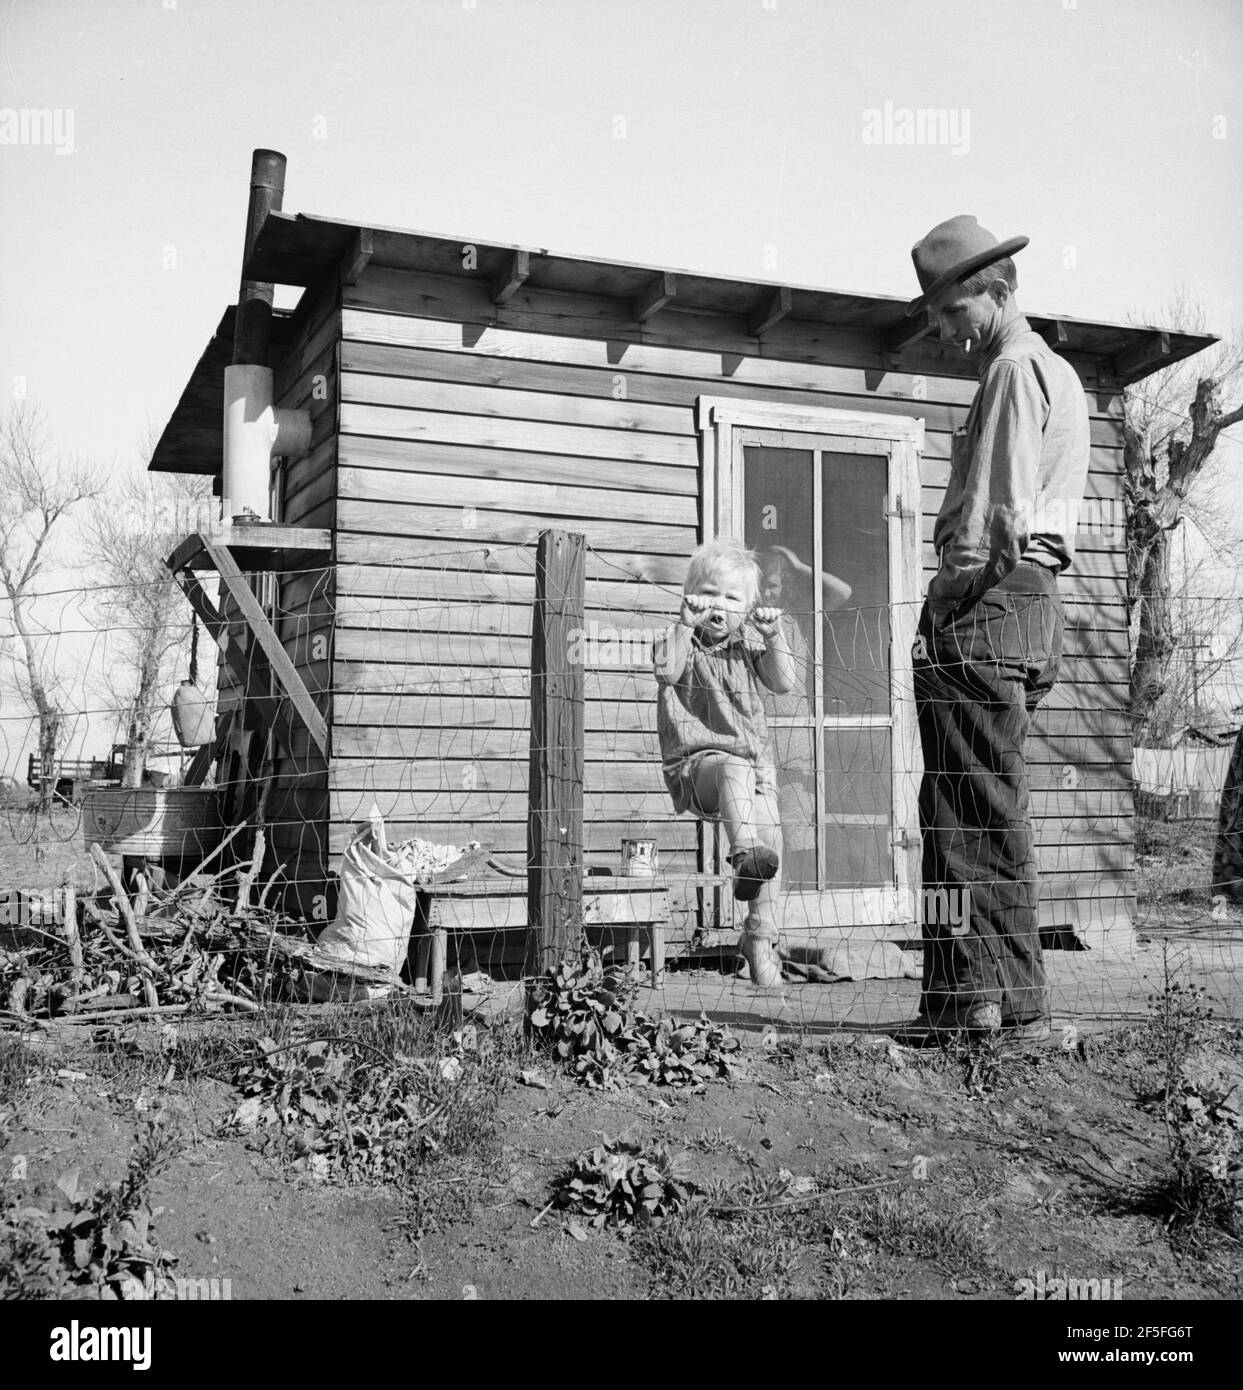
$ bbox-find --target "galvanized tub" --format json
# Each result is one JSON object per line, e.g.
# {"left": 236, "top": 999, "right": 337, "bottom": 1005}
{"left": 82, "top": 786, "right": 223, "bottom": 859}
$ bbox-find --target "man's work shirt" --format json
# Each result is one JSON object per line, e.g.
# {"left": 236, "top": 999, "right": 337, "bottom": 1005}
{"left": 929, "top": 314, "right": 1091, "bottom": 616}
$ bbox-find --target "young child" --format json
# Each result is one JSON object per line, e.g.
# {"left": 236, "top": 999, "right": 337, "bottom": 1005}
{"left": 654, "top": 540, "right": 796, "bottom": 989}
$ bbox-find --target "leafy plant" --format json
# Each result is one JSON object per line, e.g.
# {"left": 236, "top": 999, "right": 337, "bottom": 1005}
{"left": 0, "top": 1118, "right": 182, "bottom": 1300}
{"left": 527, "top": 955, "right": 636, "bottom": 1088}
{"left": 226, "top": 1008, "right": 512, "bottom": 1192}
{"left": 528, "top": 951, "right": 741, "bottom": 1091}
{"left": 0, "top": 1195, "right": 65, "bottom": 1299}
{"left": 555, "top": 1135, "right": 697, "bottom": 1229}
{"left": 1140, "top": 951, "right": 1241, "bottom": 1250}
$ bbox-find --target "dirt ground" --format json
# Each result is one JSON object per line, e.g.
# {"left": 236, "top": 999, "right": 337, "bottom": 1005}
{"left": 2, "top": 810, "right": 1241, "bottom": 1302}
{"left": 2, "top": 1009, "right": 1240, "bottom": 1302}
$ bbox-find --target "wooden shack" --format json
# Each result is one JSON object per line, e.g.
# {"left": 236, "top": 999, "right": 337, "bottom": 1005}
{"left": 150, "top": 157, "right": 1215, "bottom": 957}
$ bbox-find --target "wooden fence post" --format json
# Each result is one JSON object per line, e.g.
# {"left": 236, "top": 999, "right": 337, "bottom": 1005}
{"left": 525, "top": 529, "right": 585, "bottom": 986}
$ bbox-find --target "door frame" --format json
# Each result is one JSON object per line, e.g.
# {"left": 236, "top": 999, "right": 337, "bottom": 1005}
{"left": 697, "top": 396, "right": 924, "bottom": 932}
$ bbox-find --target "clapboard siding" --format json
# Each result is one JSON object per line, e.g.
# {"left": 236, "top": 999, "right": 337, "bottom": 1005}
{"left": 322, "top": 748, "right": 1130, "bottom": 797}
{"left": 329, "top": 623, "right": 1128, "bottom": 670}
{"left": 339, "top": 307, "right": 1073, "bottom": 407}
{"left": 339, "top": 435, "right": 697, "bottom": 497}
{"left": 324, "top": 693, "right": 1138, "bottom": 740}
{"left": 264, "top": 282, "right": 340, "bottom": 908}
{"left": 340, "top": 345, "right": 1123, "bottom": 445}
{"left": 311, "top": 277, "right": 1136, "bottom": 933}
{"left": 267, "top": 773, "right": 329, "bottom": 918}
{"left": 338, "top": 465, "right": 699, "bottom": 527}
{"left": 321, "top": 813, "right": 1127, "bottom": 861}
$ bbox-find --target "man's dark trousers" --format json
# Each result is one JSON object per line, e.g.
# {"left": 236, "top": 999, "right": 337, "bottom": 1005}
{"left": 914, "top": 562, "right": 1062, "bottom": 1024}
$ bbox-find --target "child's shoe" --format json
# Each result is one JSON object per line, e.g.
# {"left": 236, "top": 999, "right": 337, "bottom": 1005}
{"left": 730, "top": 845, "right": 779, "bottom": 901}
{"left": 738, "top": 932, "right": 784, "bottom": 990}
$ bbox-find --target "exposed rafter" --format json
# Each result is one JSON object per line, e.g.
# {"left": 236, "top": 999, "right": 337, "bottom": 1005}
{"left": 491, "top": 249, "right": 530, "bottom": 305}
{"left": 748, "top": 287, "right": 792, "bottom": 338}
{"left": 1116, "top": 330, "right": 1171, "bottom": 382}
{"left": 882, "top": 315, "right": 933, "bottom": 356}
{"left": 338, "top": 227, "right": 373, "bottom": 286}
{"left": 1039, "top": 319, "right": 1070, "bottom": 351}
{"left": 633, "top": 272, "right": 676, "bottom": 323}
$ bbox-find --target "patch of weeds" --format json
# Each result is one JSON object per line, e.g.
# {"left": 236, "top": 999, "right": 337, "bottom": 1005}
{"left": 226, "top": 1001, "right": 518, "bottom": 1199}
{"left": 528, "top": 950, "right": 741, "bottom": 1091}
{"left": 394, "top": 1165, "right": 477, "bottom": 1252}
{"left": 764, "top": 1033, "right": 818, "bottom": 1080}
{"left": 636, "top": 1167, "right": 864, "bottom": 1300}
{"left": 0, "top": 1034, "right": 40, "bottom": 1110}
{"left": 1147, "top": 951, "right": 1214, "bottom": 1074}
{"left": 811, "top": 1039, "right": 892, "bottom": 1111}
{"left": 961, "top": 1036, "right": 1044, "bottom": 1096}
{"left": 554, "top": 1134, "right": 697, "bottom": 1230}
{"left": 0, "top": 1117, "right": 183, "bottom": 1299}
{"left": 165, "top": 1028, "right": 255, "bottom": 1083}
{"left": 687, "top": 1126, "right": 748, "bottom": 1157}
{"left": 901, "top": 1032, "right": 1043, "bottom": 1098}
{"left": 636, "top": 1196, "right": 807, "bottom": 1300}
{"left": 1148, "top": 1079, "right": 1243, "bottom": 1252}
{"left": 1130, "top": 954, "right": 1243, "bottom": 1251}
{"left": 854, "top": 1186, "right": 995, "bottom": 1277}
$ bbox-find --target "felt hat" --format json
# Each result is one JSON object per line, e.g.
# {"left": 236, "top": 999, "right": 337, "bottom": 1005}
{"left": 905, "top": 215, "right": 1029, "bottom": 317}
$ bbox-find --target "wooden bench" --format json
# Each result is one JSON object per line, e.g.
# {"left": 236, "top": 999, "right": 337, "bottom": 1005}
{"left": 412, "top": 876, "right": 677, "bottom": 1003}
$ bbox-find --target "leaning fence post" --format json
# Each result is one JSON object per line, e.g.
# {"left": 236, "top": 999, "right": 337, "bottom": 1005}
{"left": 525, "top": 529, "right": 585, "bottom": 988}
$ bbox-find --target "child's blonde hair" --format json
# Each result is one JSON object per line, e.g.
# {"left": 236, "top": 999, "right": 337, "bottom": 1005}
{"left": 684, "top": 539, "right": 761, "bottom": 608}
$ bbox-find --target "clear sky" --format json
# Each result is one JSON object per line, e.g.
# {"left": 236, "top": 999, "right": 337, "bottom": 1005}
{"left": 2, "top": 0, "right": 1241, "bottom": 469}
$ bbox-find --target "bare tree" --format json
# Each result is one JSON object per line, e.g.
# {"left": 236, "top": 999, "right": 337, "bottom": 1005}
{"left": 84, "top": 462, "right": 213, "bottom": 787}
{"left": 1124, "top": 290, "right": 1243, "bottom": 740}
{"left": 0, "top": 401, "right": 104, "bottom": 812}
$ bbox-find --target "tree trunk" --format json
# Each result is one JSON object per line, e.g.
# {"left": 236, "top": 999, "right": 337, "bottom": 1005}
{"left": 1213, "top": 724, "right": 1243, "bottom": 904}
{"left": 37, "top": 706, "right": 62, "bottom": 814}
{"left": 1125, "top": 378, "right": 1243, "bottom": 743}
{"left": 120, "top": 642, "right": 165, "bottom": 787}
{"left": 120, "top": 717, "right": 148, "bottom": 788}
{"left": 1130, "top": 523, "right": 1176, "bottom": 736}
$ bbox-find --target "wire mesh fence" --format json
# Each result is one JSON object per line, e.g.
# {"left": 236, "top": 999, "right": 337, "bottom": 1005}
{"left": 2, "top": 536, "right": 1242, "bottom": 1035}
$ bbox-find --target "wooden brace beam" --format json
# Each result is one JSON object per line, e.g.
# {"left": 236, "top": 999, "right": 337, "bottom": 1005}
{"left": 199, "top": 538, "right": 329, "bottom": 758}
{"left": 882, "top": 314, "right": 933, "bottom": 356}
{"left": 634, "top": 272, "right": 676, "bottom": 323}
{"left": 492, "top": 249, "right": 530, "bottom": 305}
{"left": 339, "top": 227, "right": 374, "bottom": 286}
{"left": 169, "top": 571, "right": 287, "bottom": 739}
{"left": 1115, "top": 330, "right": 1171, "bottom": 383}
{"left": 747, "top": 287, "right": 792, "bottom": 338}
{"left": 1039, "top": 319, "right": 1070, "bottom": 351}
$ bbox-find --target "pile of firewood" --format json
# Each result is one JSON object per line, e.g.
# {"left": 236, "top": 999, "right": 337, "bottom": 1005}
{"left": 1, "top": 826, "right": 368, "bottom": 1028}
{"left": 0, "top": 827, "right": 514, "bottom": 1030}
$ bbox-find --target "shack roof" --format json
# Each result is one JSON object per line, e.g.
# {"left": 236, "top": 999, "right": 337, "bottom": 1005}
{"left": 150, "top": 209, "right": 1218, "bottom": 475}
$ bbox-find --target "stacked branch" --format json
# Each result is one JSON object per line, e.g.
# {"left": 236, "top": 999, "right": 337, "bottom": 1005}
{"left": 0, "top": 835, "right": 315, "bottom": 1028}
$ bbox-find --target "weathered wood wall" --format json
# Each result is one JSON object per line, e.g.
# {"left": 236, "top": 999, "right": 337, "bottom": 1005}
{"left": 266, "top": 277, "right": 340, "bottom": 917}
{"left": 313, "top": 265, "right": 1131, "bottom": 938}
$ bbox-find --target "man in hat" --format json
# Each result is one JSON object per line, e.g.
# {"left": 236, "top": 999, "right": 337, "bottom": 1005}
{"left": 900, "top": 215, "right": 1091, "bottom": 1043}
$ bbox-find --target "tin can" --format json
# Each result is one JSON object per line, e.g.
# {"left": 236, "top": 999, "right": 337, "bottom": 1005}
{"left": 621, "top": 838, "right": 658, "bottom": 877}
